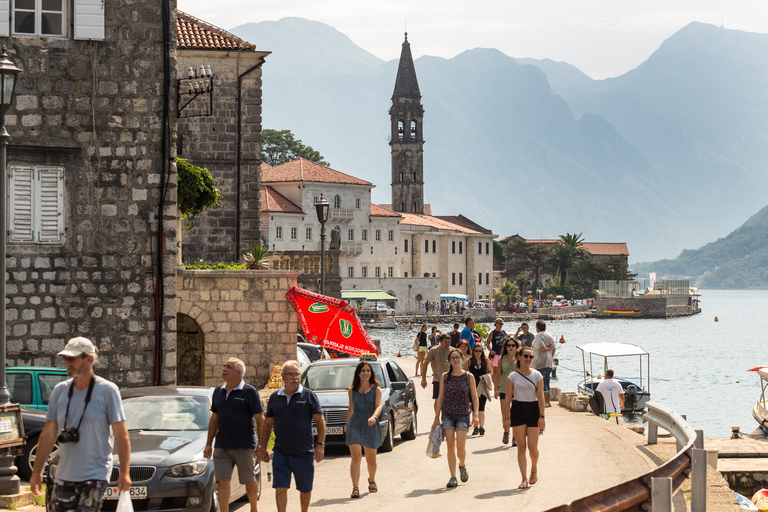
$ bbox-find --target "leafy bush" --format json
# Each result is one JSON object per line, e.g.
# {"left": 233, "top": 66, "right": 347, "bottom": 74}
{"left": 183, "top": 261, "right": 245, "bottom": 270}
{"left": 177, "top": 158, "right": 222, "bottom": 230}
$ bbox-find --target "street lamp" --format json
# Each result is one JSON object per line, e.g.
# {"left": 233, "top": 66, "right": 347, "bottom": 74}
{"left": 0, "top": 45, "right": 21, "bottom": 495}
{"left": 314, "top": 195, "right": 330, "bottom": 295}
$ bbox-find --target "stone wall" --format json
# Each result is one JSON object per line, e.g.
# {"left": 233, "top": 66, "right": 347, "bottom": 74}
{"left": 176, "top": 269, "right": 299, "bottom": 388}
{"left": 595, "top": 297, "right": 668, "bottom": 318}
{"left": 177, "top": 50, "right": 267, "bottom": 264}
{"left": 5, "top": 0, "right": 178, "bottom": 387}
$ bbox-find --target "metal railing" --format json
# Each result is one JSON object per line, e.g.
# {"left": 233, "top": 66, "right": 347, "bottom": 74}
{"left": 545, "top": 401, "right": 705, "bottom": 512}
{"left": 330, "top": 208, "right": 355, "bottom": 220}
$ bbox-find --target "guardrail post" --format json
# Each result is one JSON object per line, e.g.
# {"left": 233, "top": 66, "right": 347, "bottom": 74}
{"left": 691, "top": 448, "right": 707, "bottom": 512}
{"left": 707, "top": 449, "right": 718, "bottom": 469}
{"left": 694, "top": 429, "right": 703, "bottom": 449}
{"left": 648, "top": 422, "right": 658, "bottom": 444}
{"left": 652, "top": 477, "right": 673, "bottom": 512}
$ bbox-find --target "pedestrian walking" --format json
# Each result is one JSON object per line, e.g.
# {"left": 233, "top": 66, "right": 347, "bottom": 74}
{"left": 258, "top": 361, "right": 326, "bottom": 512}
{"left": 344, "top": 361, "right": 383, "bottom": 498}
{"left": 204, "top": 358, "right": 263, "bottom": 512}
{"left": 457, "top": 340, "right": 471, "bottom": 369}
{"left": 499, "top": 338, "right": 519, "bottom": 445}
{"left": 485, "top": 319, "right": 507, "bottom": 396}
{"left": 503, "top": 346, "right": 546, "bottom": 489}
{"left": 428, "top": 326, "right": 439, "bottom": 347}
{"left": 414, "top": 323, "right": 428, "bottom": 377}
{"left": 467, "top": 345, "right": 492, "bottom": 436}
{"left": 531, "top": 320, "right": 555, "bottom": 407}
{"left": 432, "top": 348, "right": 479, "bottom": 488}
{"left": 421, "top": 334, "right": 453, "bottom": 414}
{"left": 30, "top": 337, "right": 131, "bottom": 512}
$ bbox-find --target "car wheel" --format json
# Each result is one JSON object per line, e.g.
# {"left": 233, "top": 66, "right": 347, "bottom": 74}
{"left": 380, "top": 414, "right": 395, "bottom": 452}
{"left": 18, "top": 435, "right": 58, "bottom": 481}
{"left": 401, "top": 409, "right": 417, "bottom": 441}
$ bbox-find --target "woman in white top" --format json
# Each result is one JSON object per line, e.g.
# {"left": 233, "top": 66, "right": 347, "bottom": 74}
{"left": 502, "top": 346, "right": 546, "bottom": 489}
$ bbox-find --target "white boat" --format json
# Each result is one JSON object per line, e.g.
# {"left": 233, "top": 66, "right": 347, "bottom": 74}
{"left": 366, "top": 319, "right": 396, "bottom": 329}
{"left": 576, "top": 342, "right": 651, "bottom": 413}
{"left": 752, "top": 368, "right": 768, "bottom": 435}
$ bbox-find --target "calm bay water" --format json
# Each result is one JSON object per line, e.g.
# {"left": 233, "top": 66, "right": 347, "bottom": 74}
{"left": 373, "top": 289, "right": 768, "bottom": 437}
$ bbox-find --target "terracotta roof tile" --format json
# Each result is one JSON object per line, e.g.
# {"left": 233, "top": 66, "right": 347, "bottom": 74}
{"left": 434, "top": 215, "right": 493, "bottom": 235}
{"left": 398, "top": 212, "right": 489, "bottom": 235}
{"left": 371, "top": 204, "right": 402, "bottom": 218}
{"left": 505, "top": 238, "right": 629, "bottom": 256}
{"left": 176, "top": 11, "right": 256, "bottom": 51}
{"left": 379, "top": 204, "right": 431, "bottom": 215}
{"left": 260, "top": 185, "right": 303, "bottom": 214}
{"left": 262, "top": 158, "right": 372, "bottom": 186}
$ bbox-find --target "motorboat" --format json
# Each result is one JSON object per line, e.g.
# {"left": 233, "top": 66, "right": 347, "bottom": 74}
{"left": 576, "top": 342, "right": 651, "bottom": 413}
{"left": 751, "top": 368, "right": 768, "bottom": 435}
{"left": 365, "top": 318, "right": 396, "bottom": 329}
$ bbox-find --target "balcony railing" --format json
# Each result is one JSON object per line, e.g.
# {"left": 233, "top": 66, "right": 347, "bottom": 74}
{"left": 340, "top": 242, "right": 363, "bottom": 253}
{"left": 330, "top": 209, "right": 355, "bottom": 220}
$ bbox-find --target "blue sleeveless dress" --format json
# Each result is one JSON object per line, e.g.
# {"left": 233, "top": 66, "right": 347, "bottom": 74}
{"left": 345, "top": 389, "right": 382, "bottom": 449}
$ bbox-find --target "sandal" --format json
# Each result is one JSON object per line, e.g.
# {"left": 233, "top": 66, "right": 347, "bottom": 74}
{"left": 350, "top": 487, "right": 360, "bottom": 498}
{"left": 368, "top": 480, "right": 378, "bottom": 493}
{"left": 529, "top": 470, "right": 538, "bottom": 485}
{"left": 518, "top": 479, "right": 529, "bottom": 489}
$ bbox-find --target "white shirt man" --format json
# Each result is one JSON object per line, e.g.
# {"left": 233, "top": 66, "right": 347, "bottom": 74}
{"left": 596, "top": 369, "right": 625, "bottom": 414}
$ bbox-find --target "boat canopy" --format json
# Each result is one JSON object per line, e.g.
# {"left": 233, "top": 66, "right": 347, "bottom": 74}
{"left": 341, "top": 290, "right": 398, "bottom": 302}
{"left": 440, "top": 294, "right": 469, "bottom": 301}
{"left": 576, "top": 342, "right": 648, "bottom": 357}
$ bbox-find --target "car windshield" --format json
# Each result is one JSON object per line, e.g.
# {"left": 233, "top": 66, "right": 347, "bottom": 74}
{"left": 123, "top": 395, "right": 209, "bottom": 431}
{"left": 302, "top": 364, "right": 385, "bottom": 391}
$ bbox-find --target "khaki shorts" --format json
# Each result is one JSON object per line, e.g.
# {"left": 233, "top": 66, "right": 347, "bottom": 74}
{"left": 213, "top": 447, "right": 256, "bottom": 484}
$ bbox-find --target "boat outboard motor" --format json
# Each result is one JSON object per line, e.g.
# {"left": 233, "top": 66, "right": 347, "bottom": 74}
{"left": 625, "top": 385, "right": 639, "bottom": 412}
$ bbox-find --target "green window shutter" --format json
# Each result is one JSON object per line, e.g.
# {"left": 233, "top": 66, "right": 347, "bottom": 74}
{"left": 8, "top": 166, "right": 34, "bottom": 242}
{"left": 37, "top": 167, "right": 64, "bottom": 243}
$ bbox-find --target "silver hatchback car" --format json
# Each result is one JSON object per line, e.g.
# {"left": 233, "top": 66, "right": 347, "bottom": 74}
{"left": 300, "top": 356, "right": 417, "bottom": 451}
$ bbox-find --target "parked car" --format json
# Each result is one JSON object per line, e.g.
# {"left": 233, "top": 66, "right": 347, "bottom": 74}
{"left": 365, "top": 304, "right": 396, "bottom": 316}
{"left": 17, "top": 408, "right": 53, "bottom": 481}
{"left": 300, "top": 356, "right": 417, "bottom": 452}
{"left": 44, "top": 386, "right": 260, "bottom": 511}
{"left": 297, "top": 345, "right": 312, "bottom": 373}
{"left": 298, "top": 342, "right": 331, "bottom": 362}
{"left": 7, "top": 366, "right": 68, "bottom": 411}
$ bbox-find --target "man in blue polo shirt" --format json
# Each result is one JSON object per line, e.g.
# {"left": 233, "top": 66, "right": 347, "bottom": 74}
{"left": 461, "top": 317, "right": 476, "bottom": 349}
{"left": 204, "top": 358, "right": 263, "bottom": 512}
{"left": 258, "top": 360, "right": 325, "bottom": 512}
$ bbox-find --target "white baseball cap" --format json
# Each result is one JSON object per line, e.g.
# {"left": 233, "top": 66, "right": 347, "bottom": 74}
{"left": 57, "top": 337, "right": 97, "bottom": 357}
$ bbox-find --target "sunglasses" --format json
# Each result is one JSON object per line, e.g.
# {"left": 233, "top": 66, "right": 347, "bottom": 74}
{"left": 521, "top": 354, "right": 534, "bottom": 359}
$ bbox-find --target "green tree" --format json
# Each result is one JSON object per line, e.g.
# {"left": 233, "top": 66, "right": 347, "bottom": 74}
{"left": 547, "top": 232, "right": 589, "bottom": 288}
{"left": 503, "top": 239, "right": 551, "bottom": 288}
{"left": 514, "top": 274, "right": 530, "bottom": 299}
{"left": 262, "top": 129, "right": 330, "bottom": 167}
{"left": 177, "top": 158, "right": 222, "bottom": 230}
{"left": 500, "top": 281, "right": 516, "bottom": 308}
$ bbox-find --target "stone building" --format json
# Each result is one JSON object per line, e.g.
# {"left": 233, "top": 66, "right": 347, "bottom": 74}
{"left": 175, "top": 12, "right": 269, "bottom": 264}
{"left": 3, "top": 0, "right": 179, "bottom": 385}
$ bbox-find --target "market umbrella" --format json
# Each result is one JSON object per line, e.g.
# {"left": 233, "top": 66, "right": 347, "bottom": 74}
{"left": 286, "top": 286, "right": 378, "bottom": 356}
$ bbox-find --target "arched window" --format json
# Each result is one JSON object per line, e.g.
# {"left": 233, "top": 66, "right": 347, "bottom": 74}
{"left": 397, "top": 120, "right": 404, "bottom": 141}
{"left": 333, "top": 195, "right": 341, "bottom": 209}
{"left": 410, "top": 120, "right": 417, "bottom": 139}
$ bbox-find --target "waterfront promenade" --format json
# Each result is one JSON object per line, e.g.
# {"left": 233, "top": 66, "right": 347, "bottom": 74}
{"left": 264, "top": 357, "right": 660, "bottom": 511}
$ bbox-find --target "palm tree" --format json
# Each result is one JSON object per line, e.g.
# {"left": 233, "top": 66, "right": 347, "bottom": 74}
{"left": 514, "top": 274, "right": 530, "bottom": 299}
{"left": 500, "top": 281, "right": 516, "bottom": 308}
{"left": 548, "top": 232, "right": 588, "bottom": 288}
{"left": 242, "top": 242, "right": 270, "bottom": 269}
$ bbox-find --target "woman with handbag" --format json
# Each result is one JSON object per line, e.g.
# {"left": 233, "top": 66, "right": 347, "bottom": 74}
{"left": 467, "top": 345, "right": 492, "bottom": 436}
{"left": 413, "top": 324, "right": 428, "bottom": 377}
{"left": 432, "top": 347, "right": 479, "bottom": 488}
{"left": 503, "top": 346, "right": 546, "bottom": 489}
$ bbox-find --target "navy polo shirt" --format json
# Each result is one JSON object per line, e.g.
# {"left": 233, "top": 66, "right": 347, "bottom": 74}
{"left": 265, "top": 386, "right": 322, "bottom": 455}
{"left": 210, "top": 382, "right": 263, "bottom": 449}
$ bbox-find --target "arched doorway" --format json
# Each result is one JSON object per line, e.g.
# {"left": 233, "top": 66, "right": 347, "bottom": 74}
{"left": 177, "top": 313, "right": 204, "bottom": 385}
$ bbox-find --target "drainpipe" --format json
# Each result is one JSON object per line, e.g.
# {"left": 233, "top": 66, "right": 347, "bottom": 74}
{"left": 235, "top": 57, "right": 267, "bottom": 258}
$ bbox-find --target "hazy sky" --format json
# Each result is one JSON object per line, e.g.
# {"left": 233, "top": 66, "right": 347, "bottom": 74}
{"left": 177, "top": 0, "right": 768, "bottom": 79}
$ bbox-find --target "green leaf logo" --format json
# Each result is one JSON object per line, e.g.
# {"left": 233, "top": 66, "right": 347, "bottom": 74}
{"left": 308, "top": 303, "right": 329, "bottom": 313}
{"left": 339, "top": 319, "right": 353, "bottom": 338}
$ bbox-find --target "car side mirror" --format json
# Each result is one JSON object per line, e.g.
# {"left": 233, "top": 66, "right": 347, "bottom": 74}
{"left": 390, "top": 382, "right": 406, "bottom": 391}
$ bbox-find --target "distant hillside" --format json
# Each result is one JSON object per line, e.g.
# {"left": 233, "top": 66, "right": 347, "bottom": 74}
{"left": 632, "top": 204, "right": 768, "bottom": 288}
{"left": 231, "top": 18, "right": 768, "bottom": 262}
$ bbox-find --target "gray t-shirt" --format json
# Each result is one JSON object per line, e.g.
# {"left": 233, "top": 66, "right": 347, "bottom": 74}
{"left": 46, "top": 376, "right": 126, "bottom": 482}
{"left": 531, "top": 331, "right": 555, "bottom": 369}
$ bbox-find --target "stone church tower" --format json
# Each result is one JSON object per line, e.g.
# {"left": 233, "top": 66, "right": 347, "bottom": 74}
{"left": 390, "top": 33, "right": 425, "bottom": 214}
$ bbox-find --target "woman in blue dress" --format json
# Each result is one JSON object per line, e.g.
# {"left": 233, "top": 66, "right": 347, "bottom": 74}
{"left": 345, "top": 361, "right": 383, "bottom": 498}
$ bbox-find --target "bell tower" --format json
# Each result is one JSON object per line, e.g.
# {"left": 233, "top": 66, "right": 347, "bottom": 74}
{"left": 390, "top": 33, "right": 424, "bottom": 214}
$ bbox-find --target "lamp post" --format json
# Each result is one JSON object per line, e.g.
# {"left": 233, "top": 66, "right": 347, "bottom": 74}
{"left": 0, "top": 45, "right": 21, "bottom": 495}
{"left": 314, "top": 195, "right": 330, "bottom": 295}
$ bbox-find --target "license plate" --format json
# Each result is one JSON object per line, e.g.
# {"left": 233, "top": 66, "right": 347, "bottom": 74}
{"left": 313, "top": 426, "right": 344, "bottom": 435}
{"left": 104, "top": 486, "right": 148, "bottom": 500}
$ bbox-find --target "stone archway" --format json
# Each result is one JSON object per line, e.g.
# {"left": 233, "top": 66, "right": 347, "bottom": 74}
{"left": 177, "top": 313, "right": 204, "bottom": 385}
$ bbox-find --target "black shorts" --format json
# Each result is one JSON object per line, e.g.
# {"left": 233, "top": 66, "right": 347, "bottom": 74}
{"left": 510, "top": 400, "right": 540, "bottom": 428}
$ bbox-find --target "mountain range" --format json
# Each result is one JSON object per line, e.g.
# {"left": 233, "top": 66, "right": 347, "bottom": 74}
{"left": 229, "top": 18, "right": 768, "bottom": 263}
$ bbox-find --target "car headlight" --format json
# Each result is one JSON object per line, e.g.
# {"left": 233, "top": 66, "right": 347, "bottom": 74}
{"left": 166, "top": 460, "right": 208, "bottom": 477}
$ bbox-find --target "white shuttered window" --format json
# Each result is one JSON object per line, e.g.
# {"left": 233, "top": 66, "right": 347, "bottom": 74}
{"left": 8, "top": 166, "right": 64, "bottom": 243}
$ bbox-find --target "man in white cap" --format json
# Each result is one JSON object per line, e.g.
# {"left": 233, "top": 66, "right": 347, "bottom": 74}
{"left": 30, "top": 337, "right": 131, "bottom": 512}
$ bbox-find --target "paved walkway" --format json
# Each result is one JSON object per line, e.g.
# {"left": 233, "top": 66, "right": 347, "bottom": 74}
{"left": 259, "top": 359, "right": 659, "bottom": 511}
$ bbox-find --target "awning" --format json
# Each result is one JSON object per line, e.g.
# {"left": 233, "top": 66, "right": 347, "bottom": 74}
{"left": 440, "top": 294, "right": 469, "bottom": 301}
{"left": 576, "top": 343, "right": 648, "bottom": 357}
{"left": 341, "top": 290, "right": 398, "bottom": 302}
